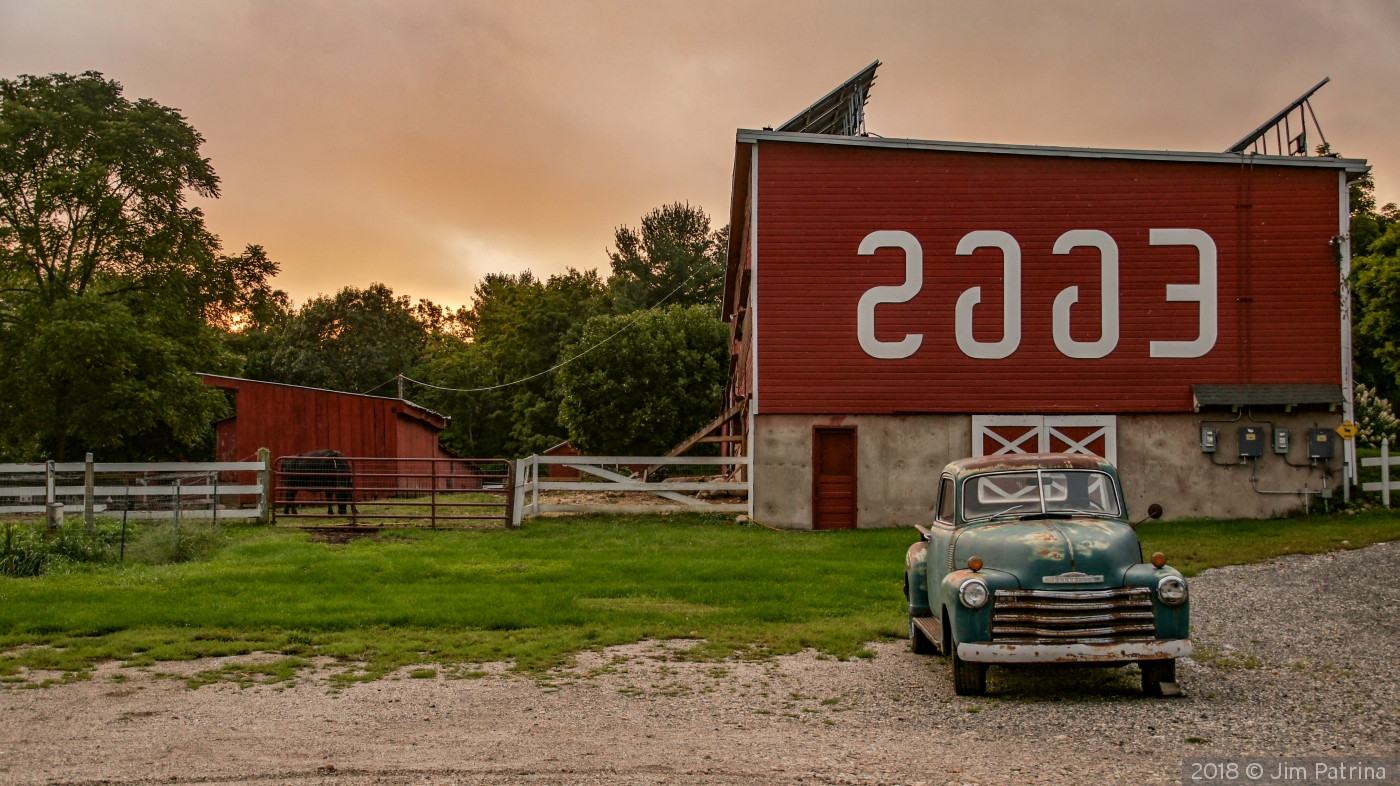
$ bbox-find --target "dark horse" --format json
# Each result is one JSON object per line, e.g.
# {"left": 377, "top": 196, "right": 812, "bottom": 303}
{"left": 282, "top": 449, "right": 354, "bottom": 515}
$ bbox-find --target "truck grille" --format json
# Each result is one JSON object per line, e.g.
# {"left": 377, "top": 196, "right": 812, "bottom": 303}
{"left": 991, "top": 587, "right": 1156, "bottom": 645}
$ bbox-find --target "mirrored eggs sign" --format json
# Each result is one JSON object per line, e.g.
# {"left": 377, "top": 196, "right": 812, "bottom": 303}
{"left": 749, "top": 141, "right": 1345, "bottom": 414}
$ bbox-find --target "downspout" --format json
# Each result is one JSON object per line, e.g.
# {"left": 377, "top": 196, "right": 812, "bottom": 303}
{"left": 747, "top": 142, "right": 759, "bottom": 519}
{"left": 1339, "top": 171, "right": 1355, "bottom": 501}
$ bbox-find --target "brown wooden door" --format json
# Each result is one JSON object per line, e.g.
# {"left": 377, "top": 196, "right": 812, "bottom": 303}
{"left": 813, "top": 427, "right": 857, "bottom": 530}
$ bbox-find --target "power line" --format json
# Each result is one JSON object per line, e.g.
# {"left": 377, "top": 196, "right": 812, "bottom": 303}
{"left": 395, "top": 266, "right": 711, "bottom": 395}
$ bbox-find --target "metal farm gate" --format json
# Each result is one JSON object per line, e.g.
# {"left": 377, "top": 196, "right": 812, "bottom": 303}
{"left": 273, "top": 456, "right": 513, "bottom": 528}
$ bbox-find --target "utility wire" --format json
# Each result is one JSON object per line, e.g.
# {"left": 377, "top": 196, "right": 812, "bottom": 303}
{"left": 393, "top": 265, "right": 711, "bottom": 396}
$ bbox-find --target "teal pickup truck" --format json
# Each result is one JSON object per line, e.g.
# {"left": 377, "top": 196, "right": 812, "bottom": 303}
{"left": 904, "top": 453, "right": 1189, "bottom": 696}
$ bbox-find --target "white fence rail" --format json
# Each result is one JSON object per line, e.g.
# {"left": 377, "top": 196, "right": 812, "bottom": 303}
{"left": 0, "top": 454, "right": 271, "bottom": 525}
{"left": 1362, "top": 437, "right": 1400, "bottom": 507}
{"left": 512, "top": 455, "right": 749, "bottom": 526}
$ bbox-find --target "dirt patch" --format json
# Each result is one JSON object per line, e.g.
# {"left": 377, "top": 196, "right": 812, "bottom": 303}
{"left": 1, "top": 543, "right": 1396, "bottom": 785}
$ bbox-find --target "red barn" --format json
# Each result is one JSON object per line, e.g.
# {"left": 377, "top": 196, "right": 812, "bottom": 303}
{"left": 721, "top": 71, "right": 1368, "bottom": 527}
{"left": 200, "top": 375, "right": 456, "bottom": 462}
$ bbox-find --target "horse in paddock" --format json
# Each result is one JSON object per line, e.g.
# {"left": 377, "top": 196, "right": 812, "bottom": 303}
{"left": 281, "top": 449, "right": 354, "bottom": 515}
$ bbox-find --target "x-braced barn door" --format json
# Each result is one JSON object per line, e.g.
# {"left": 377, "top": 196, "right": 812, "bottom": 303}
{"left": 971, "top": 416, "right": 1117, "bottom": 464}
{"left": 813, "top": 427, "right": 857, "bottom": 530}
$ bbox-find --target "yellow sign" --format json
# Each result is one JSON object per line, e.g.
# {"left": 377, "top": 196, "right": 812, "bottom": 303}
{"left": 1336, "top": 421, "right": 1359, "bottom": 440}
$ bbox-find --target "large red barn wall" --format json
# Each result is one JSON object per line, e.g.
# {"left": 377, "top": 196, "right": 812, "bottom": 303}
{"left": 755, "top": 142, "right": 1342, "bottom": 414}
{"left": 204, "top": 377, "right": 446, "bottom": 461}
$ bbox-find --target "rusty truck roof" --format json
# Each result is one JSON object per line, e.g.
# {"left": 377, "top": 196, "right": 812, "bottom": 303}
{"left": 945, "top": 453, "right": 1115, "bottom": 479}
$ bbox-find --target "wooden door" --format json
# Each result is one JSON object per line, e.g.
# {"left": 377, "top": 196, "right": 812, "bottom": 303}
{"left": 813, "top": 427, "right": 857, "bottom": 530}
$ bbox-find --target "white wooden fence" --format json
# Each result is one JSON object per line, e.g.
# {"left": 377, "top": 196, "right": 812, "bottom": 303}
{"left": 1362, "top": 437, "right": 1400, "bottom": 507}
{"left": 0, "top": 455, "right": 270, "bottom": 524}
{"left": 512, "top": 455, "right": 749, "bottom": 526}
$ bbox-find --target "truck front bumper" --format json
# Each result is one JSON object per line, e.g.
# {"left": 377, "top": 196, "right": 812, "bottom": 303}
{"left": 956, "top": 639, "right": 1191, "bottom": 664}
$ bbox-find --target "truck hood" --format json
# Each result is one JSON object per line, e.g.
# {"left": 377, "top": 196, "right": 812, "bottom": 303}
{"left": 954, "top": 517, "right": 1140, "bottom": 590}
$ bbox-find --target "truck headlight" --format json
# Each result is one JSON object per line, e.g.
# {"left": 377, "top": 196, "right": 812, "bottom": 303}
{"left": 1157, "top": 576, "right": 1187, "bottom": 606}
{"left": 959, "top": 578, "right": 989, "bottom": 609}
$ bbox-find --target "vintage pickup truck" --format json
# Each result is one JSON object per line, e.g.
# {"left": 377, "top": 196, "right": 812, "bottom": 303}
{"left": 904, "top": 453, "right": 1189, "bottom": 696}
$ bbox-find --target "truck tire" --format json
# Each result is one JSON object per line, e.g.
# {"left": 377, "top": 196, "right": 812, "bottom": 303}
{"left": 952, "top": 646, "right": 987, "bottom": 696}
{"left": 909, "top": 616, "right": 937, "bottom": 655}
{"left": 1140, "top": 658, "right": 1176, "bottom": 696}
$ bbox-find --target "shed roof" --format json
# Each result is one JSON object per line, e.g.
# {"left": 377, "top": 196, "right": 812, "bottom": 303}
{"left": 1191, "top": 383, "right": 1344, "bottom": 410}
{"left": 198, "top": 374, "right": 450, "bottom": 429}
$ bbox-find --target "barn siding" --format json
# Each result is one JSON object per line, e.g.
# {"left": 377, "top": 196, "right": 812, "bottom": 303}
{"left": 751, "top": 141, "right": 1342, "bottom": 414}
{"left": 201, "top": 375, "right": 449, "bottom": 461}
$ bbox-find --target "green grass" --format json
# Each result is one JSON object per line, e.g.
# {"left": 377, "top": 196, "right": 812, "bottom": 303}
{"left": 1, "top": 508, "right": 1397, "bottom": 687}
{"left": 0, "top": 514, "right": 909, "bottom": 684}
{"left": 1137, "top": 507, "right": 1400, "bottom": 576}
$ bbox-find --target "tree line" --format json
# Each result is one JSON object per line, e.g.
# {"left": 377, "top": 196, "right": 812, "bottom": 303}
{"left": 6, "top": 73, "right": 1400, "bottom": 462}
{"left": 0, "top": 72, "right": 729, "bottom": 461}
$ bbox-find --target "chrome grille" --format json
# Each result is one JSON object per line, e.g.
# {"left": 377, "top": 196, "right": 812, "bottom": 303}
{"left": 991, "top": 587, "right": 1156, "bottom": 645}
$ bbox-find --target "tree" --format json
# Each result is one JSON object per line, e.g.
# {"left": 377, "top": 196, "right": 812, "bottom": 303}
{"left": 259, "top": 283, "right": 437, "bottom": 394}
{"left": 0, "top": 72, "right": 279, "bottom": 460}
{"left": 556, "top": 305, "right": 728, "bottom": 456}
{"left": 413, "top": 269, "right": 610, "bottom": 457}
{"left": 607, "top": 202, "right": 728, "bottom": 311}
{"left": 1345, "top": 154, "right": 1400, "bottom": 403}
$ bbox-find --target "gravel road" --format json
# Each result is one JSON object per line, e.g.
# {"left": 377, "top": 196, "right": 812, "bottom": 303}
{"left": 1, "top": 541, "right": 1396, "bottom": 786}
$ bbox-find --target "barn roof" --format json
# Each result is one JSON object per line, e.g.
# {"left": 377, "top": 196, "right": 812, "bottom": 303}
{"left": 198, "top": 374, "right": 450, "bottom": 429}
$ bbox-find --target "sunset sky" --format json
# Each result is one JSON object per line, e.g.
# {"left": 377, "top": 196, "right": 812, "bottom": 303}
{"left": 2, "top": 1, "right": 1396, "bottom": 310}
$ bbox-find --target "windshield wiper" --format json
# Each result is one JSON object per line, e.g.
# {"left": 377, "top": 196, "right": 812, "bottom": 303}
{"left": 965, "top": 503, "right": 1036, "bottom": 524}
{"left": 1045, "top": 508, "right": 1117, "bottom": 518}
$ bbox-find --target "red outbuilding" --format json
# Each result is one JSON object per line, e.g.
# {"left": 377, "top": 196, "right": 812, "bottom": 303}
{"left": 199, "top": 374, "right": 457, "bottom": 462}
{"left": 720, "top": 65, "right": 1368, "bottom": 528}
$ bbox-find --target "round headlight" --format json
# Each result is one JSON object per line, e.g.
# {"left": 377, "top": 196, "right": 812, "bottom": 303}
{"left": 959, "top": 578, "right": 989, "bottom": 609}
{"left": 1157, "top": 575, "right": 1188, "bottom": 605}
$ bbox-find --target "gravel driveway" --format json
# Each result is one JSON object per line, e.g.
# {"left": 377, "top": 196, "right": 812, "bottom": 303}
{"left": 1, "top": 541, "right": 1396, "bottom": 785}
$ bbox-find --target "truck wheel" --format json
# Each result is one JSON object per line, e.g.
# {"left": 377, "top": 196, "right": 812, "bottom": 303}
{"left": 952, "top": 646, "right": 987, "bottom": 696}
{"left": 909, "top": 616, "right": 937, "bottom": 655}
{"left": 1140, "top": 659, "right": 1176, "bottom": 696}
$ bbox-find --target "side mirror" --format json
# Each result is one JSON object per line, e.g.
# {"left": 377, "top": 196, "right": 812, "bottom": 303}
{"left": 1131, "top": 503, "right": 1163, "bottom": 529}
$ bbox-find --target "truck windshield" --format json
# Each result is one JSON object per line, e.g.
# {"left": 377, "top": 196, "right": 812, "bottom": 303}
{"left": 963, "top": 470, "right": 1121, "bottom": 521}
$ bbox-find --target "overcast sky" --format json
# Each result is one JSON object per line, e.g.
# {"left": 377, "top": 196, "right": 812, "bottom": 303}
{"left": 2, "top": 1, "right": 1396, "bottom": 309}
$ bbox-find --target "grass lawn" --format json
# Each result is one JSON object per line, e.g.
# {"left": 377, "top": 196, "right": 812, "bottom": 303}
{"left": 2, "top": 508, "right": 1398, "bottom": 687}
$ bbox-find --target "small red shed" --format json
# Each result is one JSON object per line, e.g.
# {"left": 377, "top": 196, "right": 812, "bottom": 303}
{"left": 199, "top": 374, "right": 457, "bottom": 462}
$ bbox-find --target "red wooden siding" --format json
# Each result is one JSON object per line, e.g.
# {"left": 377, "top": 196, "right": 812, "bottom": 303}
{"left": 751, "top": 141, "right": 1342, "bottom": 414}
{"left": 201, "top": 375, "right": 454, "bottom": 461}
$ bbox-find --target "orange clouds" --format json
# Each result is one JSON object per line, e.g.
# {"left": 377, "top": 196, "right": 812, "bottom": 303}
{"left": 2, "top": 1, "right": 1395, "bottom": 308}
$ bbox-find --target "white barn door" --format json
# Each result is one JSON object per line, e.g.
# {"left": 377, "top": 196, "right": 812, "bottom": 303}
{"left": 972, "top": 415, "right": 1117, "bottom": 464}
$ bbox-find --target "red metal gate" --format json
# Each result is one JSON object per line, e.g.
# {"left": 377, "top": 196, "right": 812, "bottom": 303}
{"left": 273, "top": 456, "right": 513, "bottom": 528}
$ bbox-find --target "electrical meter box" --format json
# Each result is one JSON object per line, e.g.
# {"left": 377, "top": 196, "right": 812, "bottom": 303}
{"left": 1273, "top": 428, "right": 1291, "bottom": 454}
{"left": 1307, "top": 428, "right": 1335, "bottom": 459}
{"left": 1238, "top": 426, "right": 1265, "bottom": 457}
{"left": 1200, "top": 425, "right": 1218, "bottom": 453}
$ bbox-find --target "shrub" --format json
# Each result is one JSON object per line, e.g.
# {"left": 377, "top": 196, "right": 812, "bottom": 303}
{"left": 1356, "top": 384, "right": 1400, "bottom": 447}
{"left": 124, "top": 521, "right": 225, "bottom": 565}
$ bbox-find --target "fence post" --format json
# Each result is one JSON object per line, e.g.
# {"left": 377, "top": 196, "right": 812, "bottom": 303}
{"left": 1384, "top": 438, "right": 1391, "bottom": 509}
{"left": 257, "top": 447, "right": 272, "bottom": 525}
{"left": 84, "top": 452, "right": 95, "bottom": 535}
{"left": 45, "top": 460, "right": 61, "bottom": 532}
{"left": 504, "top": 460, "right": 516, "bottom": 529}
{"left": 531, "top": 455, "right": 540, "bottom": 518}
{"left": 431, "top": 459, "right": 438, "bottom": 529}
{"left": 174, "top": 480, "right": 181, "bottom": 535}
{"left": 511, "top": 458, "right": 527, "bottom": 528}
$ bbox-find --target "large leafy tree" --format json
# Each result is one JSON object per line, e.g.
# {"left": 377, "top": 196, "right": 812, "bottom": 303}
{"left": 258, "top": 283, "right": 438, "bottom": 394}
{"left": 414, "top": 269, "right": 609, "bottom": 457}
{"left": 607, "top": 202, "right": 728, "bottom": 311}
{"left": 556, "top": 304, "right": 728, "bottom": 456}
{"left": 0, "top": 72, "right": 280, "bottom": 460}
{"left": 1345, "top": 157, "right": 1400, "bottom": 404}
